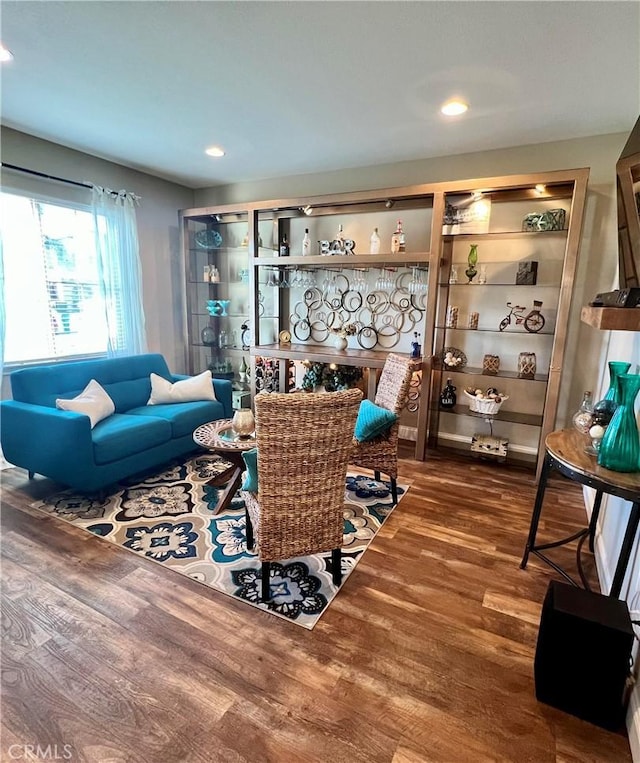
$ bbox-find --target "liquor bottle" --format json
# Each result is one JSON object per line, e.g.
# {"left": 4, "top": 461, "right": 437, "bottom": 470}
{"left": 391, "top": 219, "right": 405, "bottom": 253}
{"left": 279, "top": 233, "right": 290, "bottom": 257}
{"left": 210, "top": 266, "right": 220, "bottom": 283}
{"left": 332, "top": 224, "right": 345, "bottom": 254}
{"left": 440, "top": 378, "right": 457, "bottom": 408}
{"left": 370, "top": 227, "right": 381, "bottom": 255}
{"left": 302, "top": 228, "right": 311, "bottom": 256}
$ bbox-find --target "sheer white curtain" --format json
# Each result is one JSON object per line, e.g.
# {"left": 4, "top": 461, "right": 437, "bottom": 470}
{"left": 0, "top": 235, "right": 9, "bottom": 469}
{"left": 92, "top": 186, "right": 147, "bottom": 356}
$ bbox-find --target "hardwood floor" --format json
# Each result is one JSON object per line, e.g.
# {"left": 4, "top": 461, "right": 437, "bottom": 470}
{"left": 0, "top": 449, "right": 632, "bottom": 762}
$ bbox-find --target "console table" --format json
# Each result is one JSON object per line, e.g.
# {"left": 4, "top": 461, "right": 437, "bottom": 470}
{"left": 520, "top": 429, "right": 640, "bottom": 598}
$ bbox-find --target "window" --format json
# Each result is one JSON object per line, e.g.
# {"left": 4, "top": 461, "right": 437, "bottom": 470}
{"left": 1, "top": 191, "right": 109, "bottom": 364}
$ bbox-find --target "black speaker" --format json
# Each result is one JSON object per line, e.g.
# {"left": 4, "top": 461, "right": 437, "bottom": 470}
{"left": 534, "top": 581, "right": 634, "bottom": 730}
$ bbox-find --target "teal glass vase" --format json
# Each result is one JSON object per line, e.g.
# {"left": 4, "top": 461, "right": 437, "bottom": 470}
{"left": 597, "top": 373, "right": 640, "bottom": 473}
{"left": 592, "top": 360, "right": 632, "bottom": 424}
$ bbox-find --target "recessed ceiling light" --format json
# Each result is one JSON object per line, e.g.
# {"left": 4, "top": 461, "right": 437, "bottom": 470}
{"left": 0, "top": 44, "right": 14, "bottom": 63}
{"left": 535, "top": 184, "right": 546, "bottom": 194}
{"left": 205, "top": 146, "right": 225, "bottom": 158}
{"left": 440, "top": 100, "right": 468, "bottom": 117}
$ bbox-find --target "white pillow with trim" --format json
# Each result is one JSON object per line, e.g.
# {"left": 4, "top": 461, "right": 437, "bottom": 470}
{"left": 147, "top": 370, "right": 217, "bottom": 405}
{"left": 56, "top": 379, "right": 115, "bottom": 429}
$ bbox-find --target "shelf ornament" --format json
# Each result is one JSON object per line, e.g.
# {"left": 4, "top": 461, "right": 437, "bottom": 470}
{"left": 465, "top": 244, "right": 478, "bottom": 283}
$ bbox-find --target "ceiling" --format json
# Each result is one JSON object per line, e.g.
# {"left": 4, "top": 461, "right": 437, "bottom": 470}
{"left": 2, "top": 1, "right": 639, "bottom": 189}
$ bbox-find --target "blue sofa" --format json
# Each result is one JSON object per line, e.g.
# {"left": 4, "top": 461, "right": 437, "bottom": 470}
{"left": 1, "top": 353, "right": 232, "bottom": 493}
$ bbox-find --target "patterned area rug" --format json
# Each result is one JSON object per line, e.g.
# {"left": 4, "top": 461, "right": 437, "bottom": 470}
{"left": 31, "top": 455, "right": 408, "bottom": 629}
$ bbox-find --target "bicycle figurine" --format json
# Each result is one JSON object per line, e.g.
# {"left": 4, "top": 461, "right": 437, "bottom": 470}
{"left": 499, "top": 300, "right": 545, "bottom": 333}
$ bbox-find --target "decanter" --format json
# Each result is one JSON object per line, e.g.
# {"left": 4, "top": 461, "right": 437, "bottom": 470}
{"left": 572, "top": 390, "right": 594, "bottom": 434}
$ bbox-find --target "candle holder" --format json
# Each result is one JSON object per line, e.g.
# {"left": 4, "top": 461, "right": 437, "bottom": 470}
{"left": 232, "top": 409, "right": 255, "bottom": 439}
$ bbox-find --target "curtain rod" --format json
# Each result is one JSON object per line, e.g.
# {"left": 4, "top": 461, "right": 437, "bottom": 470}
{"left": 0, "top": 163, "right": 130, "bottom": 198}
{"left": 1, "top": 162, "right": 93, "bottom": 190}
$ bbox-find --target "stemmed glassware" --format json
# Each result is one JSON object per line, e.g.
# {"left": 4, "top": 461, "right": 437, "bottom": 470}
{"left": 375, "top": 268, "right": 394, "bottom": 290}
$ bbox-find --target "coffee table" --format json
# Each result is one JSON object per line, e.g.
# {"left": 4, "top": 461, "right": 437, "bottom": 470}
{"left": 193, "top": 419, "right": 256, "bottom": 515}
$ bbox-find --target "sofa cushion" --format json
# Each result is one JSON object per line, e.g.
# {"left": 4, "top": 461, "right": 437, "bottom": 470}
{"left": 92, "top": 413, "right": 172, "bottom": 465}
{"left": 56, "top": 379, "right": 115, "bottom": 428}
{"left": 10, "top": 353, "right": 172, "bottom": 411}
{"left": 127, "top": 400, "right": 225, "bottom": 439}
{"left": 148, "top": 370, "right": 217, "bottom": 405}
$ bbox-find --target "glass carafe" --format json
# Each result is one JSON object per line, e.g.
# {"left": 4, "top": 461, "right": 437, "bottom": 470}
{"left": 597, "top": 373, "right": 640, "bottom": 473}
{"left": 593, "top": 361, "right": 632, "bottom": 423}
{"left": 572, "top": 390, "right": 594, "bottom": 434}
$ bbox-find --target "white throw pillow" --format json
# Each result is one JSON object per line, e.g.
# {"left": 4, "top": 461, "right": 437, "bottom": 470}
{"left": 56, "top": 379, "right": 115, "bottom": 429}
{"left": 147, "top": 370, "right": 217, "bottom": 405}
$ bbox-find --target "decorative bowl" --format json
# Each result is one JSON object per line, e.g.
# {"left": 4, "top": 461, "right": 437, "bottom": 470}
{"left": 195, "top": 229, "right": 223, "bottom": 249}
{"left": 464, "top": 390, "right": 509, "bottom": 415}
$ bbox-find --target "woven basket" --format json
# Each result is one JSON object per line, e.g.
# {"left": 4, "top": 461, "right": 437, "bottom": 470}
{"left": 464, "top": 390, "right": 509, "bottom": 415}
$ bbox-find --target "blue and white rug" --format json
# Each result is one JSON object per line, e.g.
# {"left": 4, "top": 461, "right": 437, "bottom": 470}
{"left": 32, "top": 455, "right": 409, "bottom": 629}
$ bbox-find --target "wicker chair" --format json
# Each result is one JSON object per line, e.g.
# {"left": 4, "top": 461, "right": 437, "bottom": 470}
{"left": 350, "top": 353, "right": 415, "bottom": 504}
{"left": 241, "top": 388, "right": 362, "bottom": 602}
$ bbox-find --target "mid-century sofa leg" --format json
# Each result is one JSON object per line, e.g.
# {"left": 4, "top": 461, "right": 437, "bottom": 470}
{"left": 332, "top": 547, "right": 342, "bottom": 586}
{"left": 374, "top": 470, "right": 381, "bottom": 481}
{"left": 28, "top": 470, "right": 35, "bottom": 480}
{"left": 261, "top": 561, "right": 270, "bottom": 601}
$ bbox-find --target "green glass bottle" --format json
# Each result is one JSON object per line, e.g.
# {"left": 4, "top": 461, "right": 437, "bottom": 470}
{"left": 597, "top": 373, "right": 640, "bottom": 472}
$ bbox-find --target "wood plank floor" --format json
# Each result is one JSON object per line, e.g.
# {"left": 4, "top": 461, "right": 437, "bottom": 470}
{"left": 0, "top": 449, "right": 632, "bottom": 763}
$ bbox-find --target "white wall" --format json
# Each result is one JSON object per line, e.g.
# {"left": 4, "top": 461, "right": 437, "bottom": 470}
{"left": 1, "top": 127, "right": 195, "bottom": 376}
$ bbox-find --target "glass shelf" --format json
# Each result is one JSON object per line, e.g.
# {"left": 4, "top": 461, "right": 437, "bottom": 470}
{"left": 439, "top": 405, "right": 543, "bottom": 427}
{"left": 188, "top": 247, "right": 249, "bottom": 254}
{"left": 442, "top": 366, "right": 549, "bottom": 382}
{"left": 192, "top": 344, "right": 247, "bottom": 352}
{"left": 193, "top": 312, "right": 248, "bottom": 318}
{"left": 437, "top": 326, "right": 555, "bottom": 336}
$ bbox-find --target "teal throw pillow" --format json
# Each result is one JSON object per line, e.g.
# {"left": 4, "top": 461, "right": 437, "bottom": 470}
{"left": 241, "top": 448, "right": 259, "bottom": 492}
{"left": 354, "top": 400, "right": 398, "bottom": 442}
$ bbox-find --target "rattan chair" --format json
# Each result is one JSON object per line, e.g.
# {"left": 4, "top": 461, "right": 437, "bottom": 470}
{"left": 241, "top": 388, "right": 362, "bottom": 602}
{"left": 350, "top": 353, "right": 415, "bottom": 504}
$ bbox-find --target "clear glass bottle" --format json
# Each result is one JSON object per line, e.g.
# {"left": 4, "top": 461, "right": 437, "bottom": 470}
{"left": 302, "top": 228, "right": 311, "bottom": 256}
{"left": 572, "top": 390, "right": 594, "bottom": 434}
{"left": 334, "top": 224, "right": 345, "bottom": 253}
{"left": 370, "top": 227, "right": 381, "bottom": 255}
{"left": 391, "top": 220, "right": 404, "bottom": 253}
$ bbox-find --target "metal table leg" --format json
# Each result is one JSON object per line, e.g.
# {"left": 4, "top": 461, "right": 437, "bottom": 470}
{"left": 610, "top": 501, "right": 640, "bottom": 599}
{"left": 521, "top": 453, "right": 552, "bottom": 569}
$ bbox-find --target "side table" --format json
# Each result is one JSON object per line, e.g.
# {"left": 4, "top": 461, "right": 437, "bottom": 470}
{"left": 520, "top": 429, "right": 640, "bottom": 599}
{"left": 193, "top": 419, "right": 256, "bottom": 515}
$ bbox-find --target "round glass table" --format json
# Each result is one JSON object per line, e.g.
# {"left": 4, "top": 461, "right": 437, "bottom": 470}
{"left": 193, "top": 419, "right": 256, "bottom": 514}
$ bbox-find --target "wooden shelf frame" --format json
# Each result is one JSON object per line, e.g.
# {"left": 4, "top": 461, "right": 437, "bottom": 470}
{"left": 180, "top": 167, "right": 590, "bottom": 472}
